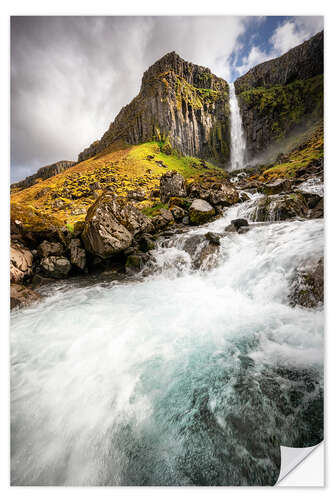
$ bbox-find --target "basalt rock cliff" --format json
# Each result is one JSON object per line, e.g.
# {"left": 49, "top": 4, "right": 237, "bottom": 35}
{"left": 234, "top": 31, "right": 323, "bottom": 161}
{"left": 12, "top": 160, "right": 76, "bottom": 191}
{"left": 78, "top": 52, "right": 230, "bottom": 165}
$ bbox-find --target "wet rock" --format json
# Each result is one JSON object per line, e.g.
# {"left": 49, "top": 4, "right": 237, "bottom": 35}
{"left": 183, "top": 234, "right": 220, "bottom": 270}
{"left": 138, "top": 234, "right": 156, "bottom": 252}
{"left": 182, "top": 216, "right": 190, "bottom": 225}
{"left": 31, "top": 274, "right": 55, "bottom": 289}
{"left": 205, "top": 232, "right": 221, "bottom": 245}
{"left": 224, "top": 224, "right": 237, "bottom": 233}
{"left": 10, "top": 284, "right": 41, "bottom": 310}
{"left": 82, "top": 193, "right": 153, "bottom": 258}
{"left": 189, "top": 199, "right": 215, "bottom": 225}
{"left": 289, "top": 257, "right": 324, "bottom": 308}
{"left": 224, "top": 218, "right": 249, "bottom": 234}
{"left": 251, "top": 194, "right": 308, "bottom": 222}
{"left": 263, "top": 179, "right": 292, "bottom": 195}
{"left": 40, "top": 256, "right": 71, "bottom": 278}
{"left": 231, "top": 218, "right": 249, "bottom": 230}
{"left": 160, "top": 171, "right": 187, "bottom": 203}
{"left": 308, "top": 198, "right": 323, "bottom": 219}
{"left": 125, "top": 253, "right": 148, "bottom": 274}
{"left": 10, "top": 243, "right": 33, "bottom": 284}
{"left": 239, "top": 191, "right": 250, "bottom": 203}
{"left": 38, "top": 240, "right": 64, "bottom": 258}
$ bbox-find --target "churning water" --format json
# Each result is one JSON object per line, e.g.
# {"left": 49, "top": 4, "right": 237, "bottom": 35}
{"left": 11, "top": 198, "right": 324, "bottom": 486}
{"left": 229, "top": 82, "right": 247, "bottom": 171}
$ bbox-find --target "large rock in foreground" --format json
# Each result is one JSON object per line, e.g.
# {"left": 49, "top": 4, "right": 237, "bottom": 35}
{"left": 82, "top": 193, "right": 153, "bottom": 258}
{"left": 189, "top": 199, "right": 215, "bottom": 225}
{"left": 160, "top": 171, "right": 187, "bottom": 203}
{"left": 10, "top": 243, "right": 33, "bottom": 284}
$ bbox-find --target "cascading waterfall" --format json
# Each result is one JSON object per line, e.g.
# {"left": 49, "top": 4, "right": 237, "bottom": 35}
{"left": 229, "top": 82, "right": 247, "bottom": 171}
{"left": 10, "top": 194, "right": 324, "bottom": 486}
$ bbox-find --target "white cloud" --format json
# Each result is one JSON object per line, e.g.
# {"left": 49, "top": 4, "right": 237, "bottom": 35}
{"left": 11, "top": 16, "right": 250, "bottom": 181}
{"left": 235, "top": 45, "right": 271, "bottom": 76}
{"left": 234, "top": 16, "right": 323, "bottom": 78}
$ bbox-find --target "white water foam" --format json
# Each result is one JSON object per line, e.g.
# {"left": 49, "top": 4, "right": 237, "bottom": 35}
{"left": 11, "top": 198, "right": 324, "bottom": 486}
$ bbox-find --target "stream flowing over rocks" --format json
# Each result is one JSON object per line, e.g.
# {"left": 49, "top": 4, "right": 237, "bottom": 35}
{"left": 11, "top": 188, "right": 324, "bottom": 486}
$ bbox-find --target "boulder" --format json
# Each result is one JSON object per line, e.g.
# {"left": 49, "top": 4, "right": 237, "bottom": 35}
{"left": 231, "top": 219, "right": 249, "bottom": 231}
{"left": 251, "top": 194, "right": 308, "bottom": 222}
{"left": 183, "top": 234, "right": 220, "bottom": 270}
{"left": 160, "top": 171, "right": 186, "bottom": 203}
{"left": 208, "top": 183, "right": 240, "bottom": 207}
{"left": 68, "top": 239, "right": 86, "bottom": 270}
{"left": 189, "top": 199, "right": 215, "bottom": 225}
{"left": 309, "top": 198, "right": 324, "bottom": 219}
{"left": 38, "top": 240, "right": 64, "bottom": 258}
{"left": 10, "top": 284, "right": 41, "bottom": 310}
{"left": 125, "top": 253, "right": 149, "bottom": 274}
{"left": 40, "top": 256, "right": 71, "bottom": 278}
{"left": 127, "top": 189, "right": 146, "bottom": 201}
{"left": 170, "top": 205, "right": 187, "bottom": 222}
{"left": 152, "top": 208, "right": 174, "bottom": 231}
{"left": 289, "top": 258, "right": 324, "bottom": 308}
{"left": 82, "top": 193, "right": 153, "bottom": 258}
{"left": 263, "top": 179, "right": 292, "bottom": 195}
{"left": 137, "top": 234, "right": 156, "bottom": 252}
{"left": 168, "top": 196, "right": 191, "bottom": 210}
{"left": 10, "top": 243, "right": 33, "bottom": 284}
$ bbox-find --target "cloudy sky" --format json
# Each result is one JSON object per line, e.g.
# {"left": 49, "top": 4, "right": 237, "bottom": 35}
{"left": 11, "top": 15, "right": 323, "bottom": 182}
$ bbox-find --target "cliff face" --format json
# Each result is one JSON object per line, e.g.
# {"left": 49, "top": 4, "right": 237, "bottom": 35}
{"left": 12, "top": 161, "right": 76, "bottom": 191}
{"left": 234, "top": 31, "right": 323, "bottom": 94}
{"left": 234, "top": 31, "right": 323, "bottom": 161}
{"left": 78, "top": 52, "right": 230, "bottom": 165}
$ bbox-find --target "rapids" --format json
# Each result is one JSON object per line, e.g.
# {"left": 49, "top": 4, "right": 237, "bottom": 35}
{"left": 11, "top": 197, "right": 324, "bottom": 486}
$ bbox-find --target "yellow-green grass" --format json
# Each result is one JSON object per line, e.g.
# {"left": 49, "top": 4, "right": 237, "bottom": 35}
{"left": 253, "top": 123, "right": 323, "bottom": 182}
{"left": 11, "top": 140, "right": 226, "bottom": 233}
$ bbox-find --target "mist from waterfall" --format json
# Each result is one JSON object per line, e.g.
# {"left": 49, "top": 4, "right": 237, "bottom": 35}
{"left": 229, "top": 82, "right": 247, "bottom": 171}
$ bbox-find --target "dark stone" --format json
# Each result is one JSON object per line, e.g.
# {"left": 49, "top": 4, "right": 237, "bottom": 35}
{"left": 289, "top": 257, "right": 324, "bottom": 308}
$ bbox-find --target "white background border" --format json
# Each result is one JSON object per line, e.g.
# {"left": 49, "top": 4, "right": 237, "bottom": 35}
{"left": 1, "top": 0, "right": 332, "bottom": 497}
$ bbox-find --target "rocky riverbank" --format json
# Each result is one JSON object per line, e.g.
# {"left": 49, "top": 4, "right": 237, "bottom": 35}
{"left": 10, "top": 142, "right": 324, "bottom": 311}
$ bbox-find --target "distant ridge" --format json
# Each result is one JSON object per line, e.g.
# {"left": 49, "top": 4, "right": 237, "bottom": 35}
{"left": 11, "top": 160, "right": 76, "bottom": 190}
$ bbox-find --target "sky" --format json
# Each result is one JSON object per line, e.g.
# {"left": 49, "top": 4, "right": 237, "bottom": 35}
{"left": 10, "top": 15, "right": 324, "bottom": 182}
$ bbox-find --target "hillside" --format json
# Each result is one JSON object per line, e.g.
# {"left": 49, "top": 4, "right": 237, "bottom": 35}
{"left": 11, "top": 139, "right": 225, "bottom": 236}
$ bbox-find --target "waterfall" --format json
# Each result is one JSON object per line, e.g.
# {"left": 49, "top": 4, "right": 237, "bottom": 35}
{"left": 11, "top": 196, "right": 324, "bottom": 486}
{"left": 229, "top": 82, "right": 247, "bottom": 171}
